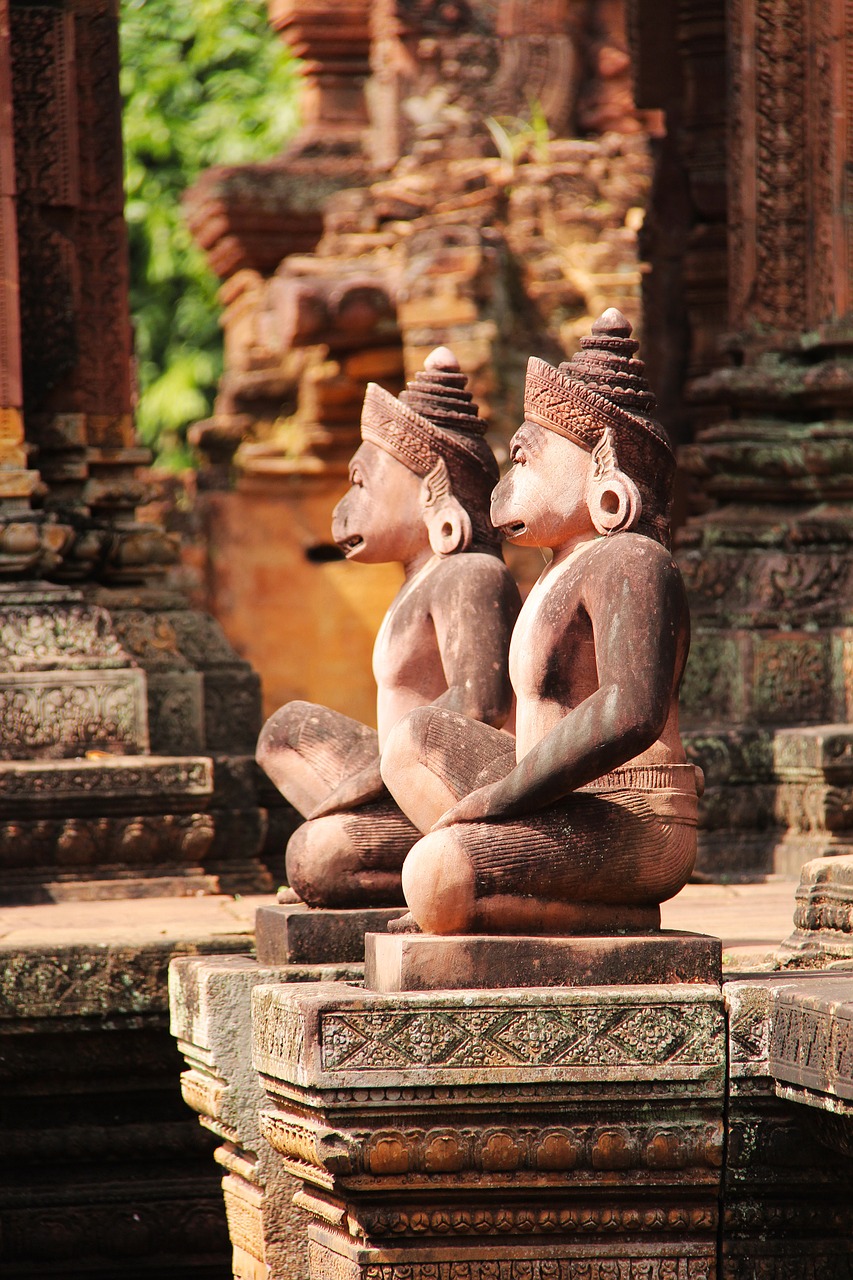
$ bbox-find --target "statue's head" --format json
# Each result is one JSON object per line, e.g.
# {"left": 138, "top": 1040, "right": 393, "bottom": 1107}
{"left": 332, "top": 348, "right": 500, "bottom": 563}
{"left": 491, "top": 309, "right": 675, "bottom": 552}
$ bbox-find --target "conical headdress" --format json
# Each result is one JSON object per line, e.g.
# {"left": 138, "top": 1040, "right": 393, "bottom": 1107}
{"left": 523, "top": 309, "right": 674, "bottom": 467}
{"left": 360, "top": 347, "right": 498, "bottom": 485}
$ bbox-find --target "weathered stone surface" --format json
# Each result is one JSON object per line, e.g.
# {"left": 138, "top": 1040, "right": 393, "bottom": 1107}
{"left": 170, "top": 952, "right": 362, "bottom": 1280}
{"left": 254, "top": 980, "right": 725, "bottom": 1089}
{"left": 256, "top": 904, "right": 403, "bottom": 965}
{"left": 366, "top": 931, "right": 722, "bottom": 992}
{"left": 724, "top": 975, "right": 853, "bottom": 1279}
{"left": 770, "top": 977, "right": 853, "bottom": 1114}
{"left": 0, "top": 923, "right": 254, "bottom": 1279}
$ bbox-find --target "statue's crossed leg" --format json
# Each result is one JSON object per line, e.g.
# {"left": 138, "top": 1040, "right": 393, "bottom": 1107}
{"left": 260, "top": 701, "right": 418, "bottom": 907}
{"left": 382, "top": 706, "right": 699, "bottom": 934}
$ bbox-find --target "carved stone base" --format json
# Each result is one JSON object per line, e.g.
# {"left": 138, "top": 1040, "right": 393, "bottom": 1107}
{"left": 253, "top": 974, "right": 726, "bottom": 1280}
{"left": 0, "top": 581, "right": 276, "bottom": 898}
{"left": 255, "top": 904, "right": 405, "bottom": 965}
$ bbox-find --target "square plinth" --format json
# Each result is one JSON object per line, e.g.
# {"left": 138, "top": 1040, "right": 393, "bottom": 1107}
{"left": 365, "top": 929, "right": 722, "bottom": 991}
{"left": 255, "top": 904, "right": 404, "bottom": 965}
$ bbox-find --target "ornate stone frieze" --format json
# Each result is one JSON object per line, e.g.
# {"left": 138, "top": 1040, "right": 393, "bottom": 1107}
{"left": 0, "top": 599, "right": 130, "bottom": 669}
{"left": 260, "top": 1109, "right": 724, "bottom": 1187}
{"left": 769, "top": 981, "right": 853, "bottom": 1112}
{"left": 306, "top": 1241, "right": 716, "bottom": 1280}
{"left": 253, "top": 983, "right": 725, "bottom": 1087}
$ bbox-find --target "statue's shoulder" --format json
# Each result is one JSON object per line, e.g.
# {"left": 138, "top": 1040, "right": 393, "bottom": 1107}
{"left": 434, "top": 548, "right": 513, "bottom": 580}
{"left": 588, "top": 531, "right": 678, "bottom": 580}
{"left": 426, "top": 548, "right": 517, "bottom": 604}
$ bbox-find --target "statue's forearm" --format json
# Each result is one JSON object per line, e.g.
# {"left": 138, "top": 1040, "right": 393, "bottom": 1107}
{"left": 480, "top": 686, "right": 666, "bottom": 819}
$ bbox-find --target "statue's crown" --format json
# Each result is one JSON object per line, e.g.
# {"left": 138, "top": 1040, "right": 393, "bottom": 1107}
{"left": 360, "top": 348, "right": 497, "bottom": 483}
{"left": 524, "top": 309, "right": 674, "bottom": 464}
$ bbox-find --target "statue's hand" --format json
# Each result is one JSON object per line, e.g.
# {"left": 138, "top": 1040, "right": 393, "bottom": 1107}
{"left": 430, "top": 781, "right": 505, "bottom": 830}
{"left": 308, "top": 762, "right": 385, "bottom": 820}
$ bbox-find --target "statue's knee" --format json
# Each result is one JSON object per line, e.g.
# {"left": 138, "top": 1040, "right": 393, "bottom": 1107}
{"left": 402, "top": 829, "right": 476, "bottom": 934}
{"left": 257, "top": 700, "right": 315, "bottom": 768}
{"left": 380, "top": 706, "right": 434, "bottom": 790}
{"left": 285, "top": 815, "right": 359, "bottom": 908}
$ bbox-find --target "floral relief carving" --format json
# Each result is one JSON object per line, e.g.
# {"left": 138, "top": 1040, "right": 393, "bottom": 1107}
{"left": 318, "top": 1002, "right": 722, "bottom": 1072}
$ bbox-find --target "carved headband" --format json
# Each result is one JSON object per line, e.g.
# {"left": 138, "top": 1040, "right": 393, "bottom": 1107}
{"left": 523, "top": 357, "right": 674, "bottom": 461}
{"left": 360, "top": 383, "right": 498, "bottom": 481}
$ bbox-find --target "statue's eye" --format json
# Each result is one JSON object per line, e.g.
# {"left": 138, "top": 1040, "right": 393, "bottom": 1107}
{"left": 510, "top": 444, "right": 525, "bottom": 466}
{"left": 350, "top": 469, "right": 363, "bottom": 487}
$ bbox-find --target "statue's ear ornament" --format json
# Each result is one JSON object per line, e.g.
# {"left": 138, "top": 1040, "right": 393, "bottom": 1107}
{"left": 421, "top": 457, "right": 473, "bottom": 556}
{"left": 586, "top": 427, "right": 642, "bottom": 536}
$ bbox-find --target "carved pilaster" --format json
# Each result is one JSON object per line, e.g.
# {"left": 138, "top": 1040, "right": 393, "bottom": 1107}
{"left": 728, "top": 0, "right": 852, "bottom": 341}
{"left": 7, "top": 0, "right": 175, "bottom": 583}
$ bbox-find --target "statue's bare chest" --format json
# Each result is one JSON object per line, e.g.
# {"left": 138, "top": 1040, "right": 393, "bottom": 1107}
{"left": 509, "top": 560, "right": 599, "bottom": 706}
{"left": 373, "top": 589, "right": 441, "bottom": 693}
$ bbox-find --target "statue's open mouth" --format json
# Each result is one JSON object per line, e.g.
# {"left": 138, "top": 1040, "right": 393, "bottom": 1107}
{"left": 338, "top": 534, "right": 365, "bottom": 556}
{"left": 500, "top": 520, "right": 527, "bottom": 540}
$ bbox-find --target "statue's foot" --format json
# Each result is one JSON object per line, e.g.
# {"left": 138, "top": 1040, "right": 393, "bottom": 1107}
{"left": 276, "top": 885, "right": 302, "bottom": 904}
{"left": 388, "top": 911, "right": 422, "bottom": 934}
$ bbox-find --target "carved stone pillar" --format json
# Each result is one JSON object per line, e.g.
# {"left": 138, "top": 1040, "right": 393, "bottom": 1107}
{"left": 638, "top": 1, "right": 853, "bottom": 876}
{"left": 0, "top": 0, "right": 273, "bottom": 898}
{"left": 266, "top": 0, "right": 371, "bottom": 154}
{"left": 0, "top": 0, "right": 72, "bottom": 576}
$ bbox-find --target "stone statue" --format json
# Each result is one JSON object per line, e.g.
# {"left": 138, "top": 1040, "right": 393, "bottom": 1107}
{"left": 256, "top": 349, "right": 521, "bottom": 907}
{"left": 381, "top": 310, "right": 701, "bottom": 934}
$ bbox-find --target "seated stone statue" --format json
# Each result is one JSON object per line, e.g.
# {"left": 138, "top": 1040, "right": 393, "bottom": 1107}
{"left": 381, "top": 310, "right": 702, "bottom": 935}
{"left": 256, "top": 348, "right": 521, "bottom": 907}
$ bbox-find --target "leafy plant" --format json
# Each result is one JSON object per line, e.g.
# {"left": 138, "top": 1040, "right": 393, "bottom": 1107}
{"left": 121, "top": 0, "right": 300, "bottom": 466}
{"left": 485, "top": 102, "right": 552, "bottom": 172}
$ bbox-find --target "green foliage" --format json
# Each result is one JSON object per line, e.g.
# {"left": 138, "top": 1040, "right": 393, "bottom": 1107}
{"left": 121, "top": 0, "right": 300, "bottom": 466}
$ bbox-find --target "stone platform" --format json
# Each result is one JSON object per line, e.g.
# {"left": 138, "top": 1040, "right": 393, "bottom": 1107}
{"left": 4, "top": 879, "right": 846, "bottom": 1278}
{"left": 366, "top": 930, "right": 722, "bottom": 991}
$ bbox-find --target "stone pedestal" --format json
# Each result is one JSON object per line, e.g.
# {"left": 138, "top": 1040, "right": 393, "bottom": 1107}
{"left": 252, "top": 934, "right": 726, "bottom": 1280}
{"left": 257, "top": 905, "right": 405, "bottom": 965}
{"left": 0, "top": 580, "right": 272, "bottom": 901}
{"left": 170, "top": 908, "right": 400, "bottom": 1280}
{"left": 776, "top": 854, "right": 853, "bottom": 968}
{"left": 366, "top": 931, "right": 722, "bottom": 992}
